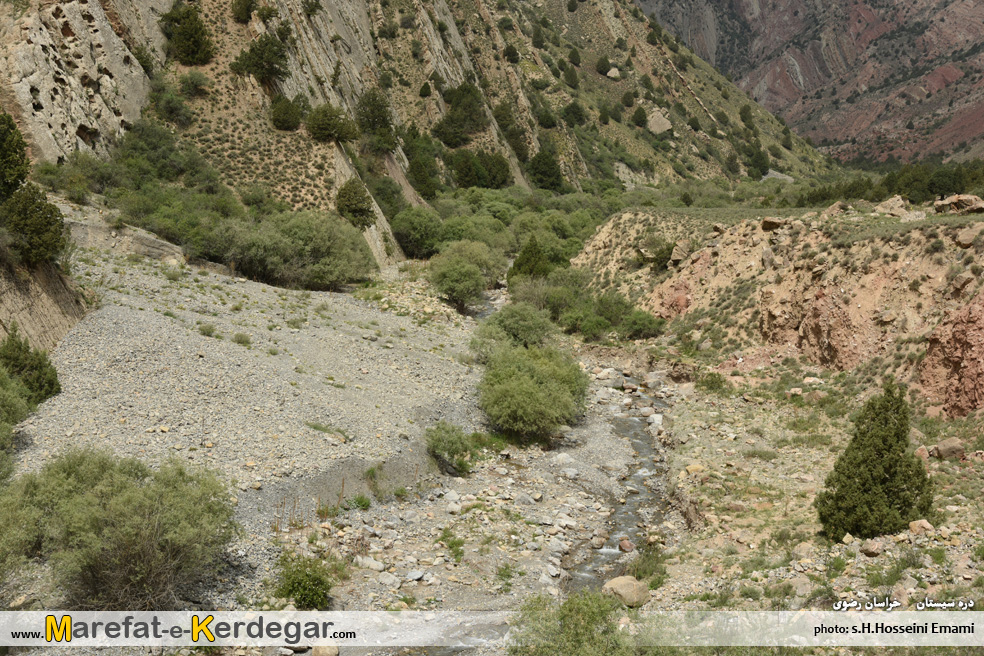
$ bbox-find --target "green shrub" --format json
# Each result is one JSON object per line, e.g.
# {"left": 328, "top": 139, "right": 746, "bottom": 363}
{"left": 508, "top": 234, "right": 553, "bottom": 283}
{"left": 352, "top": 494, "right": 371, "bottom": 510}
{"left": 695, "top": 372, "right": 731, "bottom": 395}
{"left": 229, "top": 210, "right": 375, "bottom": 290}
{"left": 390, "top": 207, "right": 442, "bottom": 258}
{"left": 815, "top": 381, "right": 933, "bottom": 539}
{"left": 232, "top": 333, "right": 251, "bottom": 346}
{"left": 150, "top": 79, "right": 194, "bottom": 127}
{"left": 335, "top": 179, "right": 375, "bottom": 228}
{"left": 305, "top": 104, "right": 359, "bottom": 142}
{"left": 0, "top": 323, "right": 60, "bottom": 405}
{"left": 438, "top": 240, "right": 506, "bottom": 285}
{"left": 631, "top": 106, "right": 647, "bottom": 127}
{"left": 231, "top": 0, "right": 256, "bottom": 23}
{"left": 230, "top": 34, "right": 288, "bottom": 85}
{"left": 431, "top": 83, "right": 489, "bottom": 147}
{"left": 0, "top": 183, "right": 67, "bottom": 266}
{"left": 503, "top": 44, "right": 520, "bottom": 63}
{"left": 159, "top": 3, "right": 215, "bottom": 65}
{"left": 528, "top": 151, "right": 564, "bottom": 192}
{"left": 0, "top": 449, "right": 235, "bottom": 608}
{"left": 508, "top": 591, "right": 631, "bottom": 656}
{"left": 0, "top": 112, "right": 30, "bottom": 202}
{"left": 479, "top": 346, "right": 587, "bottom": 438}
{"left": 619, "top": 309, "right": 664, "bottom": 340}
{"left": 355, "top": 87, "right": 396, "bottom": 152}
{"left": 275, "top": 553, "right": 334, "bottom": 610}
{"left": 481, "top": 302, "right": 553, "bottom": 348}
{"left": 179, "top": 71, "right": 212, "bottom": 97}
{"left": 425, "top": 421, "right": 476, "bottom": 475}
{"left": 429, "top": 254, "right": 485, "bottom": 310}
{"left": 627, "top": 544, "right": 668, "bottom": 590}
{"left": 366, "top": 176, "right": 407, "bottom": 220}
{"left": 270, "top": 95, "right": 302, "bottom": 131}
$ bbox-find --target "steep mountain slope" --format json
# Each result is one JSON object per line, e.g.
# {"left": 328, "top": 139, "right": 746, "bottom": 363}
{"left": 574, "top": 201, "right": 984, "bottom": 416}
{"left": 2, "top": 0, "right": 833, "bottom": 217}
{"left": 638, "top": 0, "right": 984, "bottom": 163}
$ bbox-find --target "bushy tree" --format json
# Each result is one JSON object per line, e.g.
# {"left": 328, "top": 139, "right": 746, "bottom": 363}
{"left": 431, "top": 83, "right": 489, "bottom": 147}
{"left": 305, "top": 103, "right": 358, "bottom": 142}
{"left": 0, "top": 112, "right": 30, "bottom": 202}
{"left": 355, "top": 87, "right": 396, "bottom": 152}
{"left": 479, "top": 346, "right": 587, "bottom": 437}
{"left": 231, "top": 0, "right": 256, "bottom": 23}
{"left": 595, "top": 56, "right": 611, "bottom": 75}
{"left": 230, "top": 34, "right": 288, "bottom": 85}
{"left": 482, "top": 302, "right": 553, "bottom": 348}
{"left": 508, "top": 234, "right": 553, "bottom": 282}
{"left": 562, "top": 65, "right": 578, "bottom": 89}
{"left": 335, "top": 179, "right": 375, "bottom": 228}
{"left": 814, "top": 382, "right": 933, "bottom": 540}
{"left": 0, "top": 183, "right": 67, "bottom": 266}
{"left": 270, "top": 95, "right": 302, "bottom": 131}
{"left": 528, "top": 151, "right": 563, "bottom": 192}
{"left": 159, "top": 3, "right": 215, "bottom": 65}
{"left": 561, "top": 101, "right": 587, "bottom": 126}
{"left": 0, "top": 323, "right": 60, "bottom": 405}
{"left": 503, "top": 44, "right": 520, "bottom": 63}
{"left": 419, "top": 81, "right": 432, "bottom": 98}
{"left": 429, "top": 256, "right": 485, "bottom": 310}
{"left": 0, "top": 449, "right": 236, "bottom": 609}
{"left": 390, "top": 207, "right": 442, "bottom": 258}
{"left": 567, "top": 48, "right": 580, "bottom": 67}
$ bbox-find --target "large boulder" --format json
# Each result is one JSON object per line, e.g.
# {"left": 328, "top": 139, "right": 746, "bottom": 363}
{"left": 602, "top": 576, "right": 650, "bottom": 607}
{"left": 934, "top": 194, "right": 984, "bottom": 215}
{"left": 874, "top": 195, "right": 908, "bottom": 217}
{"left": 936, "top": 437, "right": 965, "bottom": 460}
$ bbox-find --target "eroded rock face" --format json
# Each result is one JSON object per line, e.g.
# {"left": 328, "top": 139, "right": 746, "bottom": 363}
{"left": 934, "top": 195, "right": 984, "bottom": 216}
{"left": 0, "top": 0, "right": 169, "bottom": 162}
{"left": 921, "top": 292, "right": 984, "bottom": 417}
{"left": 0, "top": 262, "right": 87, "bottom": 351}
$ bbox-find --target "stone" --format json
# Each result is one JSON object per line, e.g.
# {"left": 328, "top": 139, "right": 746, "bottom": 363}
{"left": 356, "top": 555, "right": 386, "bottom": 572}
{"left": 761, "top": 217, "right": 786, "bottom": 231}
{"left": 685, "top": 463, "right": 705, "bottom": 475}
{"left": 602, "top": 576, "right": 650, "bottom": 607}
{"left": 762, "top": 246, "right": 775, "bottom": 269}
{"left": 822, "top": 201, "right": 849, "bottom": 218}
{"left": 670, "top": 239, "right": 690, "bottom": 265}
{"left": 618, "top": 539, "right": 635, "bottom": 552}
{"left": 590, "top": 536, "right": 606, "bottom": 549}
{"left": 606, "top": 67, "right": 621, "bottom": 79}
{"left": 955, "top": 224, "right": 984, "bottom": 248}
{"left": 407, "top": 570, "right": 425, "bottom": 581}
{"left": 312, "top": 647, "right": 339, "bottom": 656}
{"left": 874, "top": 195, "right": 908, "bottom": 217}
{"left": 934, "top": 194, "right": 984, "bottom": 215}
{"left": 937, "top": 438, "right": 965, "bottom": 460}
{"left": 647, "top": 111, "right": 672, "bottom": 134}
{"left": 785, "top": 388, "right": 803, "bottom": 398}
{"left": 860, "top": 540, "right": 884, "bottom": 557}
{"left": 915, "top": 446, "right": 930, "bottom": 461}
{"left": 842, "top": 533, "right": 854, "bottom": 544}
{"left": 378, "top": 572, "right": 400, "bottom": 588}
{"left": 909, "top": 519, "right": 934, "bottom": 535}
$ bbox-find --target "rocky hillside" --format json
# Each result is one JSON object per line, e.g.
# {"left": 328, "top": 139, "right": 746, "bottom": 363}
{"left": 574, "top": 196, "right": 984, "bottom": 417}
{"left": 2, "top": 0, "right": 832, "bottom": 215}
{"left": 638, "top": 0, "right": 984, "bottom": 163}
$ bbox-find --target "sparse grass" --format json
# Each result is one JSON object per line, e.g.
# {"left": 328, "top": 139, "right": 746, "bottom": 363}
{"left": 198, "top": 323, "right": 217, "bottom": 337}
{"left": 626, "top": 545, "right": 668, "bottom": 590}
{"left": 437, "top": 527, "right": 465, "bottom": 562}
{"left": 315, "top": 500, "right": 339, "bottom": 520}
{"left": 351, "top": 494, "right": 371, "bottom": 510}
{"left": 232, "top": 333, "right": 251, "bottom": 347}
{"left": 743, "top": 448, "right": 778, "bottom": 461}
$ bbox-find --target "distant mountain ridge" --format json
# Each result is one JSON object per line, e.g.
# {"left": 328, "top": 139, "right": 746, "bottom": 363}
{"left": 637, "top": 0, "right": 984, "bottom": 163}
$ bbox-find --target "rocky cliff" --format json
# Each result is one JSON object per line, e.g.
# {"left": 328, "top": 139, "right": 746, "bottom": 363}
{"left": 0, "top": 0, "right": 170, "bottom": 162}
{"left": 0, "top": 261, "right": 87, "bottom": 352}
{"left": 637, "top": 0, "right": 984, "bottom": 162}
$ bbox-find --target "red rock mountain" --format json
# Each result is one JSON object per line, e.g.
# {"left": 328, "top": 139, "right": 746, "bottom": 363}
{"left": 636, "top": 0, "right": 984, "bottom": 162}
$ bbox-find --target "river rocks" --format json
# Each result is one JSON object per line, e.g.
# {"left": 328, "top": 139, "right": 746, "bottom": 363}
{"left": 602, "top": 576, "right": 649, "bottom": 607}
{"left": 618, "top": 539, "right": 635, "bottom": 552}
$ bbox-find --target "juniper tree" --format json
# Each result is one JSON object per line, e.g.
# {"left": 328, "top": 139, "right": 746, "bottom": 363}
{"left": 814, "top": 381, "right": 933, "bottom": 540}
